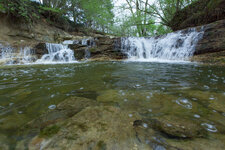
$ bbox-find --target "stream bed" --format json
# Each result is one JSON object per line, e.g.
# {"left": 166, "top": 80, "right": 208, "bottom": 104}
{"left": 0, "top": 61, "right": 225, "bottom": 150}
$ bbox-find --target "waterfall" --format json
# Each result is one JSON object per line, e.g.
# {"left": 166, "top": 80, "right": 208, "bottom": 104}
{"left": 121, "top": 28, "right": 204, "bottom": 62}
{"left": 37, "top": 43, "right": 76, "bottom": 63}
{"left": 0, "top": 44, "right": 35, "bottom": 65}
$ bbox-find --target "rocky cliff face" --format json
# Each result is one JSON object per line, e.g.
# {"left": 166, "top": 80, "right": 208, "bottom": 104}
{"left": 190, "top": 19, "right": 225, "bottom": 65}
{"left": 194, "top": 19, "right": 225, "bottom": 55}
{"left": 168, "top": 0, "right": 225, "bottom": 65}
{"left": 169, "top": 0, "right": 225, "bottom": 31}
{"left": 32, "top": 36, "right": 126, "bottom": 61}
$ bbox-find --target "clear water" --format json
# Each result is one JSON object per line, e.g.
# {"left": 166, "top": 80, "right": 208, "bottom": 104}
{"left": 0, "top": 62, "right": 224, "bottom": 149}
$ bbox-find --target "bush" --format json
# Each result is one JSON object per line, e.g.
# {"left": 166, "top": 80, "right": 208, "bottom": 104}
{"left": 0, "top": 0, "right": 40, "bottom": 22}
{"left": 0, "top": 3, "right": 6, "bottom": 13}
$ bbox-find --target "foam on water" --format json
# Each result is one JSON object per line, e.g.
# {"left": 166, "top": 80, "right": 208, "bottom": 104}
{"left": 121, "top": 28, "right": 204, "bottom": 62}
{"left": 0, "top": 44, "right": 35, "bottom": 65}
{"left": 0, "top": 38, "right": 95, "bottom": 65}
{"left": 36, "top": 43, "right": 76, "bottom": 64}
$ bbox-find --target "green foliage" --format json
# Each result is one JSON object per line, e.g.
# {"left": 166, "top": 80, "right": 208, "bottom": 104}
{"left": 39, "top": 6, "right": 63, "bottom": 14}
{"left": 0, "top": 3, "right": 6, "bottom": 13}
{"left": 0, "top": 0, "right": 41, "bottom": 22}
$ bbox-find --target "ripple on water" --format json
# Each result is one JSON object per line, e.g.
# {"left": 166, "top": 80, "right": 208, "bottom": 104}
{"left": 209, "top": 95, "right": 215, "bottom": 100}
{"left": 18, "top": 111, "right": 23, "bottom": 114}
{"left": 194, "top": 114, "right": 200, "bottom": 118}
{"left": 48, "top": 105, "right": 56, "bottom": 110}
{"left": 0, "top": 106, "right": 5, "bottom": 110}
{"left": 143, "top": 123, "right": 148, "bottom": 128}
{"left": 201, "top": 123, "right": 217, "bottom": 133}
{"left": 175, "top": 98, "right": 192, "bottom": 109}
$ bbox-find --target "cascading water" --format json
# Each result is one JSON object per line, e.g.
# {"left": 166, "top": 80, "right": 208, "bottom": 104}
{"left": 121, "top": 28, "right": 204, "bottom": 62}
{"left": 0, "top": 44, "right": 35, "bottom": 65}
{"left": 37, "top": 43, "right": 76, "bottom": 63}
{"left": 63, "top": 38, "right": 95, "bottom": 60}
{"left": 0, "top": 38, "right": 95, "bottom": 65}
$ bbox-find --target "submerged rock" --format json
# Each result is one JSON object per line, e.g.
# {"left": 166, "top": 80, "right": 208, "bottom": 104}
{"left": 0, "top": 134, "right": 9, "bottom": 150}
{"left": 146, "top": 115, "right": 207, "bottom": 138}
{"left": 27, "top": 106, "right": 149, "bottom": 150}
{"left": 26, "top": 96, "right": 97, "bottom": 129}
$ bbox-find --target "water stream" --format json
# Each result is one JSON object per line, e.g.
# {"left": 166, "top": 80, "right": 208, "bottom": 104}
{"left": 37, "top": 43, "right": 76, "bottom": 63}
{"left": 121, "top": 28, "right": 204, "bottom": 62}
{"left": 0, "top": 27, "right": 224, "bottom": 149}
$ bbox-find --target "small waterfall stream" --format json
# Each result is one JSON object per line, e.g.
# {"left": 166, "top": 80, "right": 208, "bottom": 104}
{"left": 0, "top": 28, "right": 204, "bottom": 65}
{"left": 121, "top": 28, "right": 204, "bottom": 62}
{"left": 37, "top": 43, "right": 76, "bottom": 63}
{"left": 0, "top": 38, "right": 95, "bottom": 65}
{"left": 0, "top": 44, "right": 35, "bottom": 65}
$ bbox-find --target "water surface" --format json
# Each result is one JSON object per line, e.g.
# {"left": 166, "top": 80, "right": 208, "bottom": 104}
{"left": 0, "top": 62, "right": 224, "bottom": 149}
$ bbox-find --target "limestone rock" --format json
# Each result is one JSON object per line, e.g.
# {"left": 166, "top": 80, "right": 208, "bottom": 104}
{"left": 169, "top": 0, "right": 225, "bottom": 31}
{"left": 33, "top": 43, "right": 48, "bottom": 59}
{"left": 27, "top": 106, "right": 148, "bottom": 150}
{"left": 146, "top": 115, "right": 207, "bottom": 138}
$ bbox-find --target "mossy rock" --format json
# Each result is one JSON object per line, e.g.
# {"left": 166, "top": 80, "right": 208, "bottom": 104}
{"left": 39, "top": 125, "right": 60, "bottom": 138}
{"left": 146, "top": 115, "right": 207, "bottom": 138}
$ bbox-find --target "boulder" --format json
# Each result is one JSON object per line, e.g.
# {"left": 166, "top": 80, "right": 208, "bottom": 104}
{"left": 27, "top": 106, "right": 146, "bottom": 150}
{"left": 26, "top": 96, "right": 97, "bottom": 129}
{"left": 32, "top": 43, "right": 48, "bottom": 59}
{"left": 145, "top": 115, "right": 207, "bottom": 138}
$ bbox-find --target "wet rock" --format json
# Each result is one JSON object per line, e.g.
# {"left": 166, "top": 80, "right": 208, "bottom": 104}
{"left": 145, "top": 115, "right": 207, "bottom": 138}
{"left": 27, "top": 106, "right": 148, "bottom": 150}
{"left": 191, "top": 51, "right": 225, "bottom": 65}
{"left": 165, "top": 133, "right": 225, "bottom": 150}
{"left": 68, "top": 44, "right": 87, "bottom": 60}
{"left": 0, "top": 134, "right": 9, "bottom": 150}
{"left": 132, "top": 120, "right": 180, "bottom": 150}
{"left": 27, "top": 96, "right": 97, "bottom": 129}
{"left": 33, "top": 43, "right": 48, "bottom": 59}
{"left": 97, "top": 90, "right": 121, "bottom": 103}
{"left": 194, "top": 20, "right": 225, "bottom": 55}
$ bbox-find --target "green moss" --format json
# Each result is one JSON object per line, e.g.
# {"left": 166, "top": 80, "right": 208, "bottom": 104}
{"left": 89, "top": 48, "right": 97, "bottom": 53}
{"left": 97, "top": 141, "right": 107, "bottom": 150}
{"left": 39, "top": 125, "right": 60, "bottom": 138}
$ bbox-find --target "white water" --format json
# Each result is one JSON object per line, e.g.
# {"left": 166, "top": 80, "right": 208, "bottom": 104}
{"left": 0, "top": 44, "right": 35, "bottom": 65}
{"left": 37, "top": 43, "right": 76, "bottom": 63}
{"left": 121, "top": 28, "right": 204, "bottom": 62}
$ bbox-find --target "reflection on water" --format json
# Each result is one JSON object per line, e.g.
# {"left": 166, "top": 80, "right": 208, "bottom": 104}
{"left": 0, "top": 62, "right": 225, "bottom": 149}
